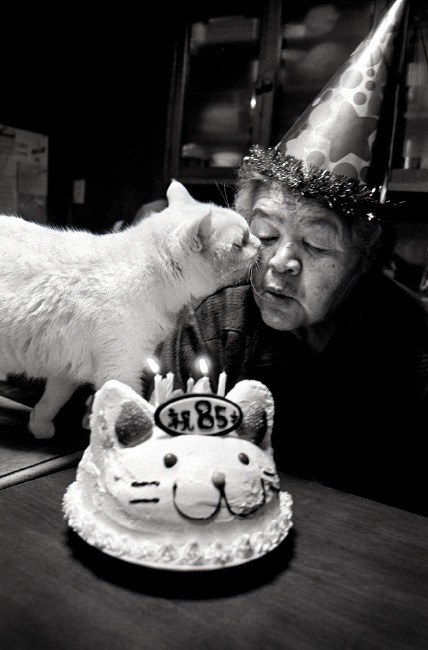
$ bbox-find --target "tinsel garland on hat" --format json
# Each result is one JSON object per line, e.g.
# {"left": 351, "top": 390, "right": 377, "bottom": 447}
{"left": 240, "top": 145, "right": 396, "bottom": 224}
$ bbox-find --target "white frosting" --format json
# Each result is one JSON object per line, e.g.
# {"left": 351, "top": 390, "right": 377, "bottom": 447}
{"left": 63, "top": 379, "right": 293, "bottom": 569}
{"left": 63, "top": 483, "right": 292, "bottom": 569}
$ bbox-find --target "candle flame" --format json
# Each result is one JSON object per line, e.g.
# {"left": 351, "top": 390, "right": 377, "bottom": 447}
{"left": 198, "top": 357, "right": 209, "bottom": 376}
{"left": 147, "top": 357, "right": 160, "bottom": 374}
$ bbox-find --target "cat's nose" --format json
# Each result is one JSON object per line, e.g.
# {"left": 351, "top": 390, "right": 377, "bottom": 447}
{"left": 212, "top": 471, "right": 226, "bottom": 489}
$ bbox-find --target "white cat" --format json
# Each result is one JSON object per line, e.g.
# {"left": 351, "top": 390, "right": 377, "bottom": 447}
{"left": 0, "top": 181, "right": 260, "bottom": 439}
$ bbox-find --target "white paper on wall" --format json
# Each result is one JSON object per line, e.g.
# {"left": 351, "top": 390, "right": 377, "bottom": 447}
{"left": 0, "top": 124, "right": 48, "bottom": 223}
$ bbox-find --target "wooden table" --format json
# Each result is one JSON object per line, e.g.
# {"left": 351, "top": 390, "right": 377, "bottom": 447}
{"left": 0, "top": 465, "right": 426, "bottom": 650}
{"left": 0, "top": 387, "right": 89, "bottom": 488}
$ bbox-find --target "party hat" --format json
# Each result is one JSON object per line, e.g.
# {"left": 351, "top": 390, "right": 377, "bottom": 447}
{"left": 241, "top": 0, "right": 408, "bottom": 221}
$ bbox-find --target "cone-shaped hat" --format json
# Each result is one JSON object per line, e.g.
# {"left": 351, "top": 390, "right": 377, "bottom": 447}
{"left": 241, "top": 0, "right": 408, "bottom": 222}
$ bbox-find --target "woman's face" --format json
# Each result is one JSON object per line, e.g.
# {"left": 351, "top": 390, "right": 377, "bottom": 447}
{"left": 247, "top": 183, "right": 363, "bottom": 331}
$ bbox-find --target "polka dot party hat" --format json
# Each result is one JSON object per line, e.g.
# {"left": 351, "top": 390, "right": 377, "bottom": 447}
{"left": 241, "top": 0, "right": 408, "bottom": 222}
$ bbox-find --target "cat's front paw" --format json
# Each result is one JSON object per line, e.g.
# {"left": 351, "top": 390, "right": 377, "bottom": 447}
{"left": 28, "top": 412, "right": 56, "bottom": 439}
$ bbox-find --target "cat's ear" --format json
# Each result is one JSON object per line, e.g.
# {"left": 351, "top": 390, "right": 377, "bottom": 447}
{"left": 167, "top": 180, "right": 198, "bottom": 205}
{"left": 226, "top": 380, "right": 274, "bottom": 453}
{"left": 91, "top": 380, "right": 155, "bottom": 456}
{"left": 189, "top": 210, "right": 212, "bottom": 251}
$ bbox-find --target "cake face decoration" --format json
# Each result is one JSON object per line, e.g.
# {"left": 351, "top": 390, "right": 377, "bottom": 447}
{"left": 63, "top": 379, "right": 293, "bottom": 570}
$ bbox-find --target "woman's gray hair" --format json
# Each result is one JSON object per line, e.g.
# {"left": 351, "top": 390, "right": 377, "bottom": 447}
{"left": 234, "top": 170, "right": 396, "bottom": 272}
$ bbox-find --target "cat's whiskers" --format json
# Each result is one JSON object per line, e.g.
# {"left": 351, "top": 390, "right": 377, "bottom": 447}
{"left": 230, "top": 253, "right": 259, "bottom": 287}
{"left": 249, "top": 260, "right": 276, "bottom": 303}
{"left": 215, "top": 182, "right": 230, "bottom": 209}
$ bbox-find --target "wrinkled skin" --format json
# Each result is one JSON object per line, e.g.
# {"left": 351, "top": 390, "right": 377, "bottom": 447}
{"left": 246, "top": 183, "right": 364, "bottom": 338}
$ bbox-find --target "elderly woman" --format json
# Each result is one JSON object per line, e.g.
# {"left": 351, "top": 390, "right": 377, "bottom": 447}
{"left": 143, "top": 0, "right": 427, "bottom": 515}
{"left": 142, "top": 162, "right": 427, "bottom": 515}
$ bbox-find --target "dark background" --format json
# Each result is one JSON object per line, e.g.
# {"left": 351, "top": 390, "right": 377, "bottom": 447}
{"left": 2, "top": 2, "right": 428, "bottom": 289}
{"left": 1, "top": 6, "right": 180, "bottom": 233}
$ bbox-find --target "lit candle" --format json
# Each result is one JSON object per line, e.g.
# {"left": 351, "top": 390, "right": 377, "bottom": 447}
{"left": 199, "top": 357, "right": 209, "bottom": 376}
{"left": 147, "top": 357, "right": 162, "bottom": 406}
{"left": 217, "top": 371, "right": 227, "bottom": 397}
{"left": 147, "top": 357, "right": 160, "bottom": 375}
{"left": 193, "top": 357, "right": 212, "bottom": 393}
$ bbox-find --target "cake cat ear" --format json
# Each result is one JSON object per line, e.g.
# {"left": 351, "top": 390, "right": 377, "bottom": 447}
{"left": 225, "top": 380, "right": 274, "bottom": 452}
{"left": 91, "top": 380, "right": 155, "bottom": 450}
{"left": 114, "top": 400, "right": 154, "bottom": 447}
{"left": 166, "top": 179, "right": 198, "bottom": 205}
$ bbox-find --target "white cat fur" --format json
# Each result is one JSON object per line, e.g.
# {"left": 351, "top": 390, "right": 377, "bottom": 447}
{"left": 0, "top": 181, "right": 260, "bottom": 438}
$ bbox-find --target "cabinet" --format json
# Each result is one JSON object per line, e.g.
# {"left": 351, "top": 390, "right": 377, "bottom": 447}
{"left": 165, "top": 0, "right": 377, "bottom": 203}
{"left": 389, "top": 0, "right": 428, "bottom": 193}
{"left": 166, "top": 1, "right": 428, "bottom": 204}
{"left": 165, "top": 0, "right": 280, "bottom": 204}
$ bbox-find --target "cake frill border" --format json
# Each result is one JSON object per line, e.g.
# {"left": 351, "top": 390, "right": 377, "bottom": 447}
{"left": 62, "top": 483, "right": 293, "bottom": 570}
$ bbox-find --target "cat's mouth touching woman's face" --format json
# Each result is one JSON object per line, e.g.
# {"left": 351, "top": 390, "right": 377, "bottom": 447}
{"left": 215, "top": 222, "right": 261, "bottom": 285}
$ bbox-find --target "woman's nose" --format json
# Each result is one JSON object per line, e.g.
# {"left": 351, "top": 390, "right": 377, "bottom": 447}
{"left": 269, "top": 243, "right": 302, "bottom": 275}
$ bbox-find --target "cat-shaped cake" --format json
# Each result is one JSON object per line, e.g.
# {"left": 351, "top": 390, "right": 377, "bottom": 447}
{"left": 0, "top": 181, "right": 260, "bottom": 438}
{"left": 63, "top": 379, "right": 293, "bottom": 569}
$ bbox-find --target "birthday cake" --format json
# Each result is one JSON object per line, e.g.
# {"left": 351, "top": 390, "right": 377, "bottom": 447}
{"left": 63, "top": 377, "right": 293, "bottom": 570}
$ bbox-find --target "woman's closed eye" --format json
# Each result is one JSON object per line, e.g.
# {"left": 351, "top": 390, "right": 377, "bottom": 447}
{"left": 303, "top": 239, "right": 330, "bottom": 253}
{"left": 250, "top": 228, "right": 279, "bottom": 245}
{"left": 249, "top": 216, "right": 279, "bottom": 244}
{"left": 258, "top": 235, "right": 279, "bottom": 245}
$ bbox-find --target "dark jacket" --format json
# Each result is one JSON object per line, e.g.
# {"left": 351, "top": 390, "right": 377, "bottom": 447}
{"left": 143, "top": 273, "right": 428, "bottom": 515}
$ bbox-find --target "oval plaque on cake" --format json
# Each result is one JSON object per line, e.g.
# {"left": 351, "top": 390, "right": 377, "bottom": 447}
{"left": 154, "top": 394, "right": 243, "bottom": 436}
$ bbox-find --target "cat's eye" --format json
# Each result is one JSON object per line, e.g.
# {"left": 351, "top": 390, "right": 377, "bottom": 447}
{"left": 164, "top": 453, "right": 177, "bottom": 468}
{"left": 233, "top": 230, "right": 249, "bottom": 250}
{"left": 238, "top": 453, "right": 250, "bottom": 465}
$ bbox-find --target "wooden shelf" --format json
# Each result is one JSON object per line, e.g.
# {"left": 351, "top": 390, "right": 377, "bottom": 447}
{"left": 176, "top": 166, "right": 238, "bottom": 185}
